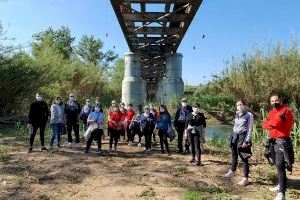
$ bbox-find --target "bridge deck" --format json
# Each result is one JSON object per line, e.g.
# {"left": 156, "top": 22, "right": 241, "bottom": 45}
{"left": 111, "top": 0, "right": 202, "bottom": 87}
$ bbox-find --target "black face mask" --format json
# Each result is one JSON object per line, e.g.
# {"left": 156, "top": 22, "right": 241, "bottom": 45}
{"left": 271, "top": 103, "right": 281, "bottom": 109}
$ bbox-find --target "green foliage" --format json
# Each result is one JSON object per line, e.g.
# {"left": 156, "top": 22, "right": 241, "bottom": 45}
{"left": 0, "top": 26, "right": 122, "bottom": 114}
{"left": 32, "top": 26, "right": 75, "bottom": 60}
{"left": 187, "top": 41, "right": 300, "bottom": 119}
{"left": 76, "top": 35, "right": 117, "bottom": 67}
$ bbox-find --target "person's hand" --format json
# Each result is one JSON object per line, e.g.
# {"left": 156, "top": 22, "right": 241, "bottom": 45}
{"left": 242, "top": 143, "right": 249, "bottom": 148}
{"left": 27, "top": 124, "right": 32, "bottom": 128}
{"left": 184, "top": 130, "right": 188, "bottom": 140}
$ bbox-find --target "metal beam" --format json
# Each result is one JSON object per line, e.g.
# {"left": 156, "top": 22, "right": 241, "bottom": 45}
{"left": 128, "top": 26, "right": 181, "bottom": 35}
{"left": 122, "top": 0, "right": 192, "bottom": 3}
{"left": 123, "top": 12, "right": 188, "bottom": 22}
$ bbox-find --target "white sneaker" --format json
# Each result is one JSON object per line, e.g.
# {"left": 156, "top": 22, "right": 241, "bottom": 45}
{"left": 274, "top": 192, "right": 285, "bottom": 200}
{"left": 138, "top": 143, "right": 142, "bottom": 147}
{"left": 128, "top": 141, "right": 133, "bottom": 146}
{"left": 237, "top": 178, "right": 249, "bottom": 186}
{"left": 224, "top": 170, "right": 235, "bottom": 178}
{"left": 75, "top": 143, "right": 80, "bottom": 148}
{"left": 109, "top": 148, "right": 113, "bottom": 155}
{"left": 67, "top": 143, "right": 72, "bottom": 147}
{"left": 269, "top": 185, "right": 280, "bottom": 192}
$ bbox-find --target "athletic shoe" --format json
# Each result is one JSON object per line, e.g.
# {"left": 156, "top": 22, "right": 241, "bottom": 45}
{"left": 189, "top": 158, "right": 196, "bottom": 163}
{"left": 237, "top": 178, "right": 249, "bottom": 186}
{"left": 67, "top": 143, "right": 72, "bottom": 147}
{"left": 138, "top": 143, "right": 142, "bottom": 147}
{"left": 41, "top": 147, "right": 48, "bottom": 152}
{"left": 224, "top": 170, "right": 235, "bottom": 178}
{"left": 75, "top": 143, "right": 80, "bottom": 148}
{"left": 274, "top": 192, "right": 285, "bottom": 200}
{"left": 84, "top": 150, "right": 88, "bottom": 154}
{"left": 57, "top": 144, "right": 62, "bottom": 148}
{"left": 109, "top": 148, "right": 113, "bottom": 155}
{"left": 27, "top": 147, "right": 33, "bottom": 153}
{"left": 269, "top": 185, "right": 280, "bottom": 192}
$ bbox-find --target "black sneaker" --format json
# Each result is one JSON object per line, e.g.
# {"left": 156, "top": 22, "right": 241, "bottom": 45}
{"left": 41, "top": 147, "right": 48, "bottom": 152}
{"left": 57, "top": 144, "right": 62, "bottom": 148}
{"left": 189, "top": 158, "right": 196, "bottom": 163}
{"left": 28, "top": 147, "right": 33, "bottom": 153}
{"left": 84, "top": 150, "right": 88, "bottom": 154}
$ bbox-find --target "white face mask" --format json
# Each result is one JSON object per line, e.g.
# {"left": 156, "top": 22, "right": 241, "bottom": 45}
{"left": 160, "top": 108, "right": 165, "bottom": 113}
{"left": 86, "top": 102, "right": 91, "bottom": 106}
{"left": 181, "top": 102, "right": 187, "bottom": 107}
{"left": 144, "top": 110, "right": 150, "bottom": 114}
{"left": 96, "top": 100, "right": 100, "bottom": 104}
{"left": 69, "top": 97, "right": 75, "bottom": 101}
{"left": 36, "top": 96, "right": 42, "bottom": 101}
{"left": 94, "top": 108, "right": 100, "bottom": 112}
{"left": 55, "top": 100, "right": 61, "bottom": 104}
{"left": 236, "top": 105, "right": 246, "bottom": 113}
{"left": 193, "top": 107, "right": 199, "bottom": 114}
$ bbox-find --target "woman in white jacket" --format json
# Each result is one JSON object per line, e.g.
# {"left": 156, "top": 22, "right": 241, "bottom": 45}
{"left": 50, "top": 96, "right": 65, "bottom": 147}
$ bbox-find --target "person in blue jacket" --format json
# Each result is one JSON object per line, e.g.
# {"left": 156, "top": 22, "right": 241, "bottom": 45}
{"left": 156, "top": 105, "right": 172, "bottom": 155}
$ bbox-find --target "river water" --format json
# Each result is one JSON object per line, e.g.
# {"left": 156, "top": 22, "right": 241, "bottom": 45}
{"left": 206, "top": 124, "right": 232, "bottom": 139}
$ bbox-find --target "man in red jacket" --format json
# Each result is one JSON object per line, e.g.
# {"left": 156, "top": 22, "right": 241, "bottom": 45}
{"left": 262, "top": 94, "right": 293, "bottom": 200}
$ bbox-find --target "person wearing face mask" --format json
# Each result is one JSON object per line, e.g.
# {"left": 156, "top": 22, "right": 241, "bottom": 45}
{"left": 94, "top": 97, "right": 103, "bottom": 112}
{"left": 84, "top": 105, "right": 104, "bottom": 154}
{"left": 125, "top": 103, "right": 136, "bottom": 146}
{"left": 119, "top": 102, "right": 127, "bottom": 141}
{"left": 80, "top": 98, "right": 93, "bottom": 132}
{"left": 225, "top": 100, "right": 254, "bottom": 187}
{"left": 108, "top": 105, "right": 123, "bottom": 154}
{"left": 184, "top": 103, "right": 206, "bottom": 166}
{"left": 130, "top": 109, "right": 143, "bottom": 147}
{"left": 140, "top": 105, "right": 156, "bottom": 153}
{"left": 65, "top": 93, "right": 81, "bottom": 148}
{"left": 27, "top": 92, "right": 49, "bottom": 153}
{"left": 262, "top": 94, "right": 294, "bottom": 200}
{"left": 174, "top": 98, "right": 193, "bottom": 153}
{"left": 49, "top": 96, "right": 64, "bottom": 148}
{"left": 156, "top": 105, "right": 172, "bottom": 155}
{"left": 149, "top": 104, "right": 158, "bottom": 145}
{"left": 107, "top": 100, "right": 117, "bottom": 137}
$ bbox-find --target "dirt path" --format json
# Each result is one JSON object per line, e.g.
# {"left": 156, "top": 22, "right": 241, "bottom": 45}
{"left": 0, "top": 132, "right": 300, "bottom": 200}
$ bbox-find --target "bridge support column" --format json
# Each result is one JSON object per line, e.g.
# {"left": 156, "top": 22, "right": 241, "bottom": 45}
{"left": 122, "top": 52, "right": 145, "bottom": 107}
{"left": 162, "top": 53, "right": 184, "bottom": 103}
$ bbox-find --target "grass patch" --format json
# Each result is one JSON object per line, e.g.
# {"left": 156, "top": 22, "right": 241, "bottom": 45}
{"left": 184, "top": 191, "right": 202, "bottom": 200}
{"left": 138, "top": 187, "right": 156, "bottom": 199}
{"left": 0, "top": 145, "right": 12, "bottom": 163}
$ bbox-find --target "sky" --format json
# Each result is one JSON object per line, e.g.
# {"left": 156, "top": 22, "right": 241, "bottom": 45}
{"left": 1, "top": 0, "right": 300, "bottom": 85}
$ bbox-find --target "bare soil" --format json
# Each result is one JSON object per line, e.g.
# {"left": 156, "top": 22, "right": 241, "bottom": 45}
{"left": 0, "top": 128, "right": 299, "bottom": 200}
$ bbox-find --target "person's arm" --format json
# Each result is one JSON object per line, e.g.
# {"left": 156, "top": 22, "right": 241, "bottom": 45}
{"left": 50, "top": 105, "right": 55, "bottom": 121}
{"left": 243, "top": 113, "right": 254, "bottom": 147}
{"left": 45, "top": 102, "right": 50, "bottom": 119}
{"left": 201, "top": 113, "right": 206, "bottom": 143}
{"left": 184, "top": 114, "right": 190, "bottom": 139}
{"left": 174, "top": 109, "right": 179, "bottom": 127}
{"left": 27, "top": 103, "right": 34, "bottom": 127}
{"left": 168, "top": 113, "right": 172, "bottom": 128}
{"left": 77, "top": 102, "right": 81, "bottom": 114}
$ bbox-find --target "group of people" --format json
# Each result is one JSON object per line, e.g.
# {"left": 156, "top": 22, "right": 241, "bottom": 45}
{"left": 27, "top": 92, "right": 294, "bottom": 200}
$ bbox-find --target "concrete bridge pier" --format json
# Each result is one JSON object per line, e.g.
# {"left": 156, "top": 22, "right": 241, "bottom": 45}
{"left": 121, "top": 52, "right": 145, "bottom": 107}
{"left": 162, "top": 53, "right": 184, "bottom": 103}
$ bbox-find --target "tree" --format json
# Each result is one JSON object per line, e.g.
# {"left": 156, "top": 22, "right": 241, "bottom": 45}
{"left": 76, "top": 35, "right": 118, "bottom": 67}
{"left": 32, "top": 26, "right": 75, "bottom": 60}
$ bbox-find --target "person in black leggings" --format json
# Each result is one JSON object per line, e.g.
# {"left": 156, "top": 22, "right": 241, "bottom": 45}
{"left": 184, "top": 103, "right": 206, "bottom": 166}
{"left": 156, "top": 105, "right": 172, "bottom": 155}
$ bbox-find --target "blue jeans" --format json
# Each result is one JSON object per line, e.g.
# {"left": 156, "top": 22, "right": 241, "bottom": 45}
{"left": 50, "top": 123, "right": 62, "bottom": 145}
